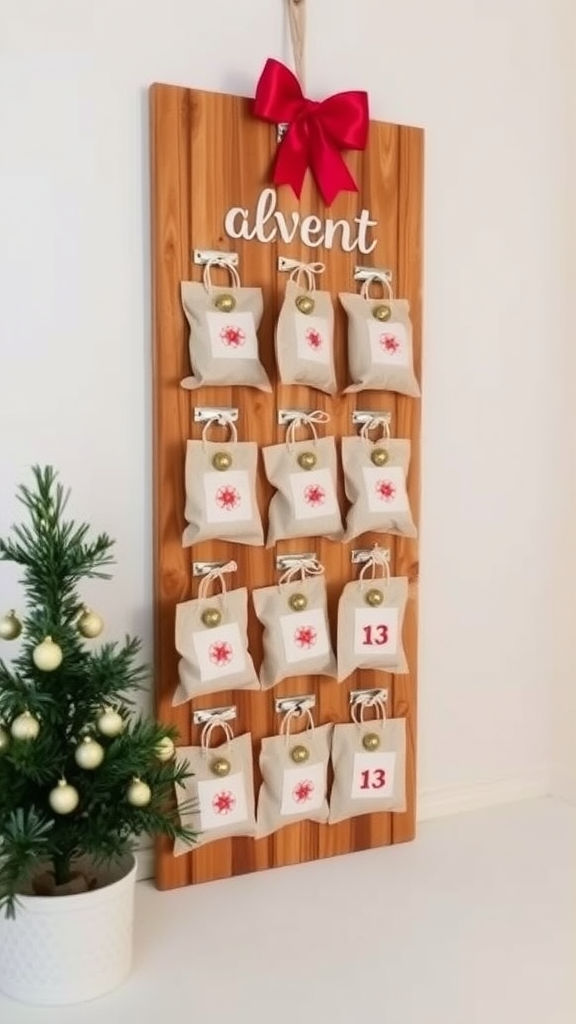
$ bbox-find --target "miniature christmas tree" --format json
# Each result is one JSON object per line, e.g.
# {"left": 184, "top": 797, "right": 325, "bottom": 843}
{"left": 0, "top": 466, "right": 195, "bottom": 917}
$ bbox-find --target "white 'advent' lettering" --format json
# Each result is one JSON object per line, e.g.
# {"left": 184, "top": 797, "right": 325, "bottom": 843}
{"left": 223, "top": 188, "right": 377, "bottom": 254}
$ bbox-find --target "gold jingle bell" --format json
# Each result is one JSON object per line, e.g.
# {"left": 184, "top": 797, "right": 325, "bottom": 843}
{"left": 212, "top": 451, "right": 233, "bottom": 472}
{"left": 210, "top": 757, "right": 231, "bottom": 777}
{"left": 214, "top": 293, "right": 236, "bottom": 313}
{"left": 371, "top": 447, "right": 389, "bottom": 467}
{"left": 289, "top": 593, "right": 308, "bottom": 613}
{"left": 365, "top": 588, "right": 384, "bottom": 607}
{"left": 295, "top": 294, "right": 315, "bottom": 315}
{"left": 362, "top": 732, "right": 381, "bottom": 752}
{"left": 290, "top": 744, "right": 309, "bottom": 764}
{"left": 298, "top": 451, "right": 317, "bottom": 471}
{"left": 202, "top": 607, "right": 222, "bottom": 628}
{"left": 372, "top": 303, "right": 391, "bottom": 322}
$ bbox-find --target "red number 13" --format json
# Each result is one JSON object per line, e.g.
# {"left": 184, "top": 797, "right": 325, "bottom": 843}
{"left": 360, "top": 768, "right": 386, "bottom": 790}
{"left": 362, "top": 624, "right": 388, "bottom": 646}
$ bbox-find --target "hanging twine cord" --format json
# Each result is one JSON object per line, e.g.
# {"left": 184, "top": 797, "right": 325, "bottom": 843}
{"left": 198, "top": 560, "right": 237, "bottom": 600}
{"left": 201, "top": 716, "right": 234, "bottom": 755}
{"left": 359, "top": 415, "right": 391, "bottom": 443}
{"left": 280, "top": 705, "right": 315, "bottom": 743}
{"left": 289, "top": 260, "right": 325, "bottom": 292}
{"left": 201, "top": 412, "right": 238, "bottom": 446}
{"left": 278, "top": 555, "right": 324, "bottom": 586}
{"left": 287, "top": 0, "right": 306, "bottom": 88}
{"left": 359, "top": 545, "right": 391, "bottom": 583}
{"left": 360, "top": 273, "right": 394, "bottom": 302}
{"left": 286, "top": 409, "right": 330, "bottom": 449}
{"left": 351, "top": 693, "right": 387, "bottom": 727}
{"left": 202, "top": 256, "right": 241, "bottom": 292}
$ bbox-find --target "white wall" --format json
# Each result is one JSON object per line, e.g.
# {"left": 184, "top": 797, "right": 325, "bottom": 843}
{"left": 0, "top": 0, "right": 572, "bottom": 816}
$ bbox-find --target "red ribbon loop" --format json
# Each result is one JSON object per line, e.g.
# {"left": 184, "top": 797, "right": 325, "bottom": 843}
{"left": 254, "top": 58, "right": 369, "bottom": 207}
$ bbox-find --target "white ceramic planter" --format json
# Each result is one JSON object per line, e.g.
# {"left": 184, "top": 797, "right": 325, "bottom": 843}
{"left": 0, "top": 855, "right": 137, "bottom": 1006}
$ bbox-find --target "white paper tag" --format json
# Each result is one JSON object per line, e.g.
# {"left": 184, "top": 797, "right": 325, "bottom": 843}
{"left": 279, "top": 607, "right": 330, "bottom": 664}
{"left": 280, "top": 760, "right": 326, "bottom": 815}
{"left": 362, "top": 465, "right": 409, "bottom": 514}
{"left": 197, "top": 771, "right": 248, "bottom": 829}
{"left": 367, "top": 319, "right": 409, "bottom": 367}
{"left": 351, "top": 751, "right": 396, "bottom": 800}
{"left": 206, "top": 310, "right": 258, "bottom": 360}
{"left": 204, "top": 469, "right": 252, "bottom": 524}
{"left": 295, "top": 313, "right": 330, "bottom": 364}
{"left": 353, "top": 606, "right": 399, "bottom": 657}
{"left": 192, "top": 622, "right": 246, "bottom": 682}
{"left": 289, "top": 467, "right": 339, "bottom": 520}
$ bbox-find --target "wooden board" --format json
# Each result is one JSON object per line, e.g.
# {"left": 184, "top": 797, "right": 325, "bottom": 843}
{"left": 150, "top": 81, "right": 423, "bottom": 890}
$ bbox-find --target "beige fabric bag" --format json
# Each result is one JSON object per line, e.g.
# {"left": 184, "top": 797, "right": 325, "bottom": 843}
{"left": 263, "top": 411, "right": 343, "bottom": 546}
{"left": 173, "top": 561, "right": 260, "bottom": 705}
{"left": 180, "top": 258, "right": 271, "bottom": 392}
{"left": 182, "top": 414, "right": 264, "bottom": 548}
{"left": 328, "top": 695, "right": 406, "bottom": 825}
{"left": 174, "top": 718, "right": 257, "bottom": 853}
{"left": 275, "top": 263, "right": 337, "bottom": 395}
{"left": 337, "top": 546, "right": 408, "bottom": 682}
{"left": 340, "top": 275, "right": 420, "bottom": 397}
{"left": 342, "top": 416, "right": 417, "bottom": 542}
{"left": 252, "top": 557, "right": 337, "bottom": 690}
{"left": 256, "top": 707, "right": 333, "bottom": 838}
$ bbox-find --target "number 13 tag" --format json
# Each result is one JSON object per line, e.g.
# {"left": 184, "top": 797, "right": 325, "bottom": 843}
{"left": 351, "top": 751, "right": 396, "bottom": 800}
{"left": 353, "top": 607, "right": 399, "bottom": 657}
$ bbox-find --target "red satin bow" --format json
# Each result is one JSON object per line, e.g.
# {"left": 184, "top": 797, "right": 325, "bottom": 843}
{"left": 254, "top": 58, "right": 369, "bottom": 207}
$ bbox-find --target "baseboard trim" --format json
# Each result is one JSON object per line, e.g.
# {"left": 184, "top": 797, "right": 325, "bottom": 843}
{"left": 417, "top": 771, "right": 550, "bottom": 822}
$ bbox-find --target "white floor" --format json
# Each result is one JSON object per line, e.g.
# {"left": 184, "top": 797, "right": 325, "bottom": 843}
{"left": 1, "top": 797, "right": 574, "bottom": 1024}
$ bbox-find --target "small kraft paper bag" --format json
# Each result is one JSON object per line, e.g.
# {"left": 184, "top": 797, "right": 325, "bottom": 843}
{"left": 253, "top": 556, "right": 337, "bottom": 690}
{"left": 263, "top": 411, "right": 343, "bottom": 546}
{"left": 342, "top": 414, "right": 417, "bottom": 542}
{"left": 340, "top": 274, "right": 420, "bottom": 397}
{"left": 180, "top": 256, "right": 271, "bottom": 392}
{"left": 256, "top": 704, "right": 333, "bottom": 838}
{"left": 328, "top": 692, "right": 406, "bottom": 825}
{"left": 173, "top": 561, "right": 260, "bottom": 705}
{"left": 182, "top": 412, "right": 264, "bottom": 548}
{"left": 275, "top": 261, "right": 337, "bottom": 395}
{"left": 174, "top": 715, "right": 257, "bottom": 853}
{"left": 337, "top": 546, "right": 408, "bottom": 683}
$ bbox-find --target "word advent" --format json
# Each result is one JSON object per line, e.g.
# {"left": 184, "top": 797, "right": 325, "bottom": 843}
{"left": 223, "top": 188, "right": 378, "bottom": 254}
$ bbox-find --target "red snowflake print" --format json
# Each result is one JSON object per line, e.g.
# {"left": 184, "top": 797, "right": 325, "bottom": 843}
{"left": 209, "top": 641, "right": 233, "bottom": 667}
{"left": 294, "top": 626, "right": 317, "bottom": 649}
{"left": 293, "top": 779, "right": 315, "bottom": 804}
{"left": 376, "top": 479, "right": 396, "bottom": 502}
{"left": 305, "top": 328, "right": 323, "bottom": 351}
{"left": 212, "top": 790, "right": 236, "bottom": 815}
{"left": 219, "top": 325, "right": 246, "bottom": 348}
{"left": 216, "top": 485, "right": 241, "bottom": 511}
{"left": 380, "top": 332, "right": 400, "bottom": 354}
{"left": 303, "top": 484, "right": 326, "bottom": 507}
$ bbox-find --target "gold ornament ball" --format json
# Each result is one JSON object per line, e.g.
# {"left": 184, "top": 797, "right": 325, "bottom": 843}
{"left": 362, "top": 732, "right": 381, "bottom": 752}
{"left": 11, "top": 710, "right": 40, "bottom": 741}
{"left": 78, "top": 607, "right": 104, "bottom": 639}
{"left": 298, "top": 451, "right": 317, "bottom": 471}
{"left": 75, "top": 736, "right": 105, "bottom": 770}
{"left": 372, "top": 303, "right": 391, "bottom": 322}
{"left": 0, "top": 610, "right": 22, "bottom": 641}
{"left": 210, "top": 757, "right": 231, "bottom": 778}
{"left": 214, "top": 293, "right": 236, "bottom": 313}
{"left": 371, "top": 447, "right": 389, "bottom": 467}
{"left": 365, "top": 588, "right": 384, "bottom": 607}
{"left": 49, "top": 779, "right": 79, "bottom": 815}
{"left": 155, "top": 736, "right": 176, "bottom": 762}
{"left": 0, "top": 724, "right": 10, "bottom": 753}
{"left": 295, "top": 294, "right": 315, "bottom": 315}
{"left": 212, "top": 451, "right": 233, "bottom": 472}
{"left": 290, "top": 744, "right": 309, "bottom": 764}
{"left": 33, "top": 636, "right": 63, "bottom": 672}
{"left": 96, "top": 707, "right": 124, "bottom": 738}
{"left": 289, "top": 592, "right": 308, "bottom": 612}
{"left": 127, "top": 778, "right": 152, "bottom": 807}
{"left": 201, "top": 607, "right": 222, "bottom": 629}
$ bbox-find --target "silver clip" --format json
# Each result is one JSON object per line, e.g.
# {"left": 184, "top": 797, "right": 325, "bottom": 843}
{"left": 351, "top": 547, "right": 391, "bottom": 565}
{"left": 192, "top": 705, "right": 237, "bottom": 726}
{"left": 349, "top": 688, "right": 388, "bottom": 706}
{"left": 193, "top": 249, "right": 239, "bottom": 267}
{"left": 275, "top": 695, "right": 316, "bottom": 715}
{"left": 192, "top": 560, "right": 229, "bottom": 578}
{"left": 351, "top": 410, "right": 392, "bottom": 427}
{"left": 278, "top": 256, "right": 305, "bottom": 273}
{"left": 354, "top": 266, "right": 393, "bottom": 284}
{"left": 193, "top": 406, "right": 239, "bottom": 425}
{"left": 277, "top": 408, "right": 313, "bottom": 426}
{"left": 275, "top": 553, "right": 316, "bottom": 572}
